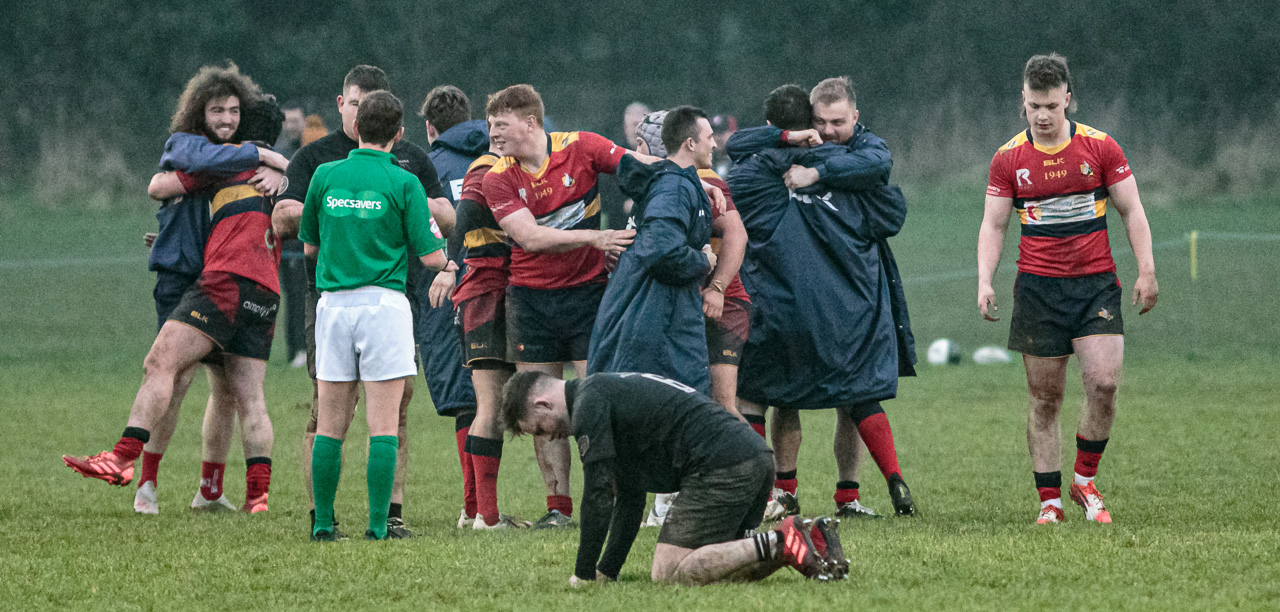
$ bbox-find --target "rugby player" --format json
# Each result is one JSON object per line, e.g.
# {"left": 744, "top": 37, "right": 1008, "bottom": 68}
{"left": 726, "top": 80, "right": 917, "bottom": 519}
{"left": 480, "top": 84, "right": 644, "bottom": 528}
{"left": 437, "top": 135, "right": 533, "bottom": 529}
{"left": 588, "top": 106, "right": 718, "bottom": 394}
{"left": 300, "top": 91, "right": 448, "bottom": 541}
{"left": 135, "top": 64, "right": 288, "bottom": 514}
{"left": 625, "top": 109, "right": 753, "bottom": 527}
{"left": 418, "top": 85, "right": 486, "bottom": 527}
{"left": 978, "top": 53, "right": 1157, "bottom": 524}
{"left": 64, "top": 70, "right": 283, "bottom": 516}
{"left": 501, "top": 371, "right": 847, "bottom": 585}
{"left": 273, "top": 65, "right": 455, "bottom": 537}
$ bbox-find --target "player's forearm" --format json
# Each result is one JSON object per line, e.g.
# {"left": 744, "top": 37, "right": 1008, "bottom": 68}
{"left": 1117, "top": 204, "right": 1156, "bottom": 277}
{"left": 809, "top": 146, "right": 892, "bottom": 193}
{"left": 428, "top": 197, "right": 456, "bottom": 238}
{"left": 148, "top": 172, "right": 186, "bottom": 201}
{"left": 512, "top": 227, "right": 596, "bottom": 253}
{"left": 161, "top": 133, "right": 259, "bottom": 175}
{"left": 725, "top": 126, "right": 783, "bottom": 162}
{"left": 976, "top": 223, "right": 1006, "bottom": 288}
{"left": 711, "top": 216, "right": 747, "bottom": 288}
{"left": 596, "top": 489, "right": 647, "bottom": 580}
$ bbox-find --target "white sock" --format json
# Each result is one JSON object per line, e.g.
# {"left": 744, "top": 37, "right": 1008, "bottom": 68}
{"left": 1073, "top": 473, "right": 1095, "bottom": 487}
{"left": 1041, "top": 498, "right": 1063, "bottom": 510}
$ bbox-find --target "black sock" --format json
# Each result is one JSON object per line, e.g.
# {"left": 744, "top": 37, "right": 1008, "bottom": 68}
{"left": 122, "top": 426, "right": 150, "bottom": 443}
{"left": 389, "top": 502, "right": 402, "bottom": 520}
{"left": 776, "top": 469, "right": 797, "bottom": 481}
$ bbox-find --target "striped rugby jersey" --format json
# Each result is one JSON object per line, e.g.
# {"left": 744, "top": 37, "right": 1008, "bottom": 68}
{"left": 987, "top": 121, "right": 1132, "bottom": 278}
{"left": 482, "top": 131, "right": 624, "bottom": 289}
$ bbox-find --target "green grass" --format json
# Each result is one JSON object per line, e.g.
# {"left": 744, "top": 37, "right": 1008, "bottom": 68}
{"left": 1, "top": 193, "right": 1278, "bottom": 610}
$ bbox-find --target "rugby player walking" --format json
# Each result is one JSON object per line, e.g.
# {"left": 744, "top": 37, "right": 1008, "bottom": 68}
{"left": 978, "top": 53, "right": 1157, "bottom": 524}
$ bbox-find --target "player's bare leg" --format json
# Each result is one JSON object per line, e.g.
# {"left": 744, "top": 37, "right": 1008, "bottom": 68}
{"left": 710, "top": 364, "right": 740, "bottom": 416}
{"left": 1025, "top": 354, "right": 1069, "bottom": 523}
{"left": 133, "top": 362, "right": 196, "bottom": 513}
{"left": 764, "top": 406, "right": 802, "bottom": 520}
{"left": 225, "top": 355, "right": 272, "bottom": 514}
{"left": 520, "top": 362, "right": 574, "bottom": 526}
{"left": 192, "top": 365, "right": 239, "bottom": 511}
{"left": 64, "top": 322, "right": 213, "bottom": 486}
{"left": 651, "top": 541, "right": 787, "bottom": 585}
{"left": 833, "top": 412, "right": 876, "bottom": 518}
{"left": 1068, "top": 335, "right": 1123, "bottom": 522}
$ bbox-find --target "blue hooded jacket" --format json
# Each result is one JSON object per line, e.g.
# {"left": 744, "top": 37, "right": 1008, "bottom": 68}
{"left": 588, "top": 161, "right": 714, "bottom": 393}
{"left": 726, "top": 125, "right": 916, "bottom": 409}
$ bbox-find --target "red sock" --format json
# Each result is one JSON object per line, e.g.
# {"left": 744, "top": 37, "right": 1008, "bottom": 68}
{"left": 456, "top": 426, "right": 476, "bottom": 518}
{"left": 1074, "top": 436, "right": 1108, "bottom": 478}
{"left": 1038, "top": 487, "right": 1060, "bottom": 502}
{"left": 548, "top": 494, "right": 573, "bottom": 517}
{"left": 744, "top": 414, "right": 767, "bottom": 439}
{"left": 112, "top": 437, "right": 144, "bottom": 463}
{"left": 246, "top": 458, "right": 271, "bottom": 499}
{"left": 856, "top": 412, "right": 902, "bottom": 481}
{"left": 834, "top": 482, "right": 860, "bottom": 504}
{"left": 200, "top": 462, "right": 225, "bottom": 501}
{"left": 468, "top": 435, "right": 504, "bottom": 526}
{"left": 775, "top": 477, "right": 798, "bottom": 495}
{"left": 139, "top": 451, "right": 162, "bottom": 487}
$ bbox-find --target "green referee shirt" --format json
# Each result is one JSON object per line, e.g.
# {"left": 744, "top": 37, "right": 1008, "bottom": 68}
{"left": 299, "top": 148, "right": 446, "bottom": 293}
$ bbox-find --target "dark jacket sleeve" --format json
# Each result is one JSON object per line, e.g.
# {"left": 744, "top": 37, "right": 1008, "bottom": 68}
{"left": 804, "top": 131, "right": 893, "bottom": 194}
{"left": 725, "top": 125, "right": 784, "bottom": 162}
{"left": 596, "top": 487, "right": 647, "bottom": 579}
{"left": 614, "top": 155, "right": 659, "bottom": 202}
{"left": 857, "top": 185, "right": 908, "bottom": 240}
{"left": 632, "top": 179, "right": 710, "bottom": 285}
{"left": 575, "top": 459, "right": 618, "bottom": 581}
{"left": 160, "top": 132, "right": 260, "bottom": 175}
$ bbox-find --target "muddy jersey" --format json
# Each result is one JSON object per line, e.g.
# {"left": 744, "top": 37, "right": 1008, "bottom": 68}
{"left": 482, "top": 131, "right": 625, "bottom": 289}
{"left": 453, "top": 153, "right": 510, "bottom": 304}
{"left": 987, "top": 121, "right": 1132, "bottom": 278}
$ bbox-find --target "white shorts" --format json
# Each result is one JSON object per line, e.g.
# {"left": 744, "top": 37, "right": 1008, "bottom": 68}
{"left": 315, "top": 286, "right": 416, "bottom": 382}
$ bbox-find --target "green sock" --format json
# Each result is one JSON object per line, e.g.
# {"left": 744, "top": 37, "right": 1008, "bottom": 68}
{"left": 367, "top": 435, "right": 399, "bottom": 540}
{"left": 312, "top": 435, "right": 344, "bottom": 536}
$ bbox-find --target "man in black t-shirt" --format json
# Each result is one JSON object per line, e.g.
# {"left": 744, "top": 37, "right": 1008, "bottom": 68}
{"left": 272, "top": 65, "right": 455, "bottom": 539}
{"left": 500, "top": 371, "right": 847, "bottom": 585}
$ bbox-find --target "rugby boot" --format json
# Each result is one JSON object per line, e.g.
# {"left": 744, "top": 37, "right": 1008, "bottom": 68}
{"left": 311, "top": 529, "right": 338, "bottom": 543}
{"left": 190, "top": 491, "right": 236, "bottom": 511}
{"left": 473, "top": 514, "right": 533, "bottom": 530}
{"left": 888, "top": 474, "right": 916, "bottom": 516}
{"left": 762, "top": 488, "right": 801, "bottom": 522}
{"left": 242, "top": 493, "right": 269, "bottom": 514}
{"left": 834, "top": 499, "right": 882, "bottom": 519}
{"left": 133, "top": 481, "right": 159, "bottom": 515}
{"left": 63, "top": 451, "right": 134, "bottom": 486}
{"left": 1036, "top": 505, "right": 1064, "bottom": 524}
{"left": 1069, "top": 481, "right": 1112, "bottom": 523}
{"left": 533, "top": 509, "right": 576, "bottom": 529}
{"left": 810, "top": 517, "right": 850, "bottom": 580}
{"left": 311, "top": 510, "right": 346, "bottom": 539}
{"left": 457, "top": 509, "right": 475, "bottom": 529}
{"left": 386, "top": 517, "right": 415, "bottom": 538}
{"left": 774, "top": 516, "right": 829, "bottom": 580}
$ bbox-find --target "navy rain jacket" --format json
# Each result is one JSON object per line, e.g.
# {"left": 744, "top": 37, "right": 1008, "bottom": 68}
{"left": 725, "top": 124, "right": 916, "bottom": 410}
{"left": 588, "top": 161, "right": 714, "bottom": 393}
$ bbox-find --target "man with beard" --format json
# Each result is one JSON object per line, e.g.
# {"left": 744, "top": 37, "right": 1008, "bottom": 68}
{"left": 726, "top": 78, "right": 918, "bottom": 520}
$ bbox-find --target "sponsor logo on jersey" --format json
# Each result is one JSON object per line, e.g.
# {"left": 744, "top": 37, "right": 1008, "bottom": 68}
{"left": 518, "top": 188, "right": 528, "bottom": 203}
{"left": 1016, "top": 168, "right": 1032, "bottom": 186}
{"left": 1080, "top": 162, "right": 1094, "bottom": 176}
{"left": 562, "top": 173, "right": 575, "bottom": 188}
{"left": 324, "top": 189, "right": 388, "bottom": 219}
{"left": 1116, "top": 164, "right": 1130, "bottom": 174}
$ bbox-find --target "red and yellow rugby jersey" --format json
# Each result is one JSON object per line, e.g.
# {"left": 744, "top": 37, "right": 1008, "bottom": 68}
{"left": 200, "top": 169, "right": 281, "bottom": 293}
{"left": 453, "top": 153, "right": 511, "bottom": 304}
{"left": 987, "top": 121, "right": 1132, "bottom": 278}
{"left": 482, "top": 131, "right": 625, "bottom": 289}
{"left": 698, "top": 169, "right": 750, "bottom": 303}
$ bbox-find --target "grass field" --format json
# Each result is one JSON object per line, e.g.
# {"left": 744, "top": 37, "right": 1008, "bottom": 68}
{"left": 1, "top": 188, "right": 1277, "bottom": 610}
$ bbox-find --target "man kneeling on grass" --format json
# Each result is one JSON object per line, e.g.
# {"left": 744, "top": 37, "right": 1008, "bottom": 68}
{"left": 298, "top": 90, "right": 448, "bottom": 541}
{"left": 500, "top": 370, "right": 849, "bottom": 584}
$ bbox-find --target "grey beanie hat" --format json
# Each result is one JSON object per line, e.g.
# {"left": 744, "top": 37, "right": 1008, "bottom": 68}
{"left": 636, "top": 110, "right": 669, "bottom": 158}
